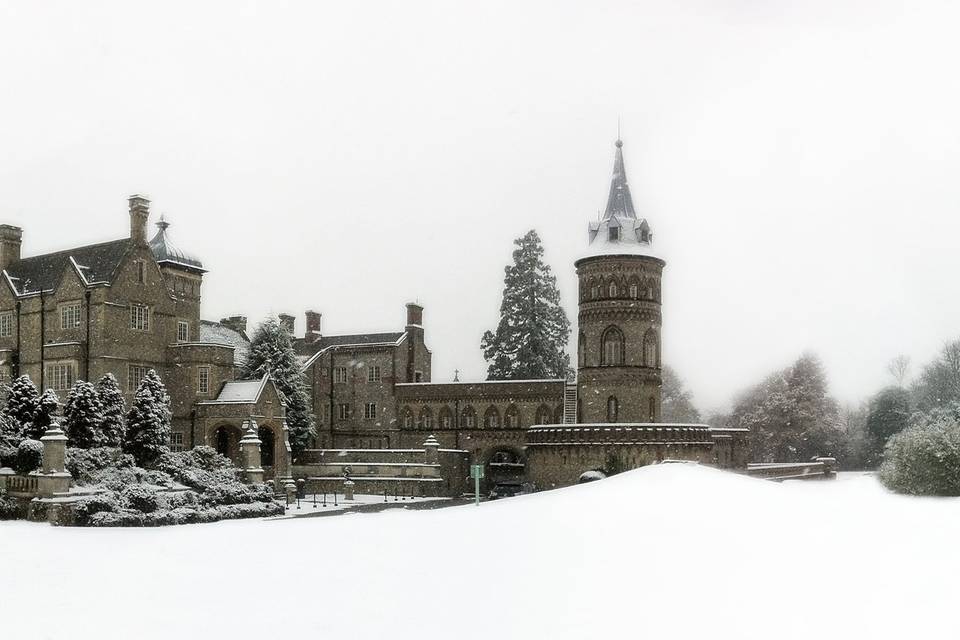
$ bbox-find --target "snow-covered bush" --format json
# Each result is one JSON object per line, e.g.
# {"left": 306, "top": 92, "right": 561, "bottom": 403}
{"left": 0, "top": 445, "right": 16, "bottom": 469}
{"left": 121, "top": 484, "right": 163, "bottom": 513}
{"left": 0, "top": 489, "right": 19, "bottom": 520}
{"left": 14, "top": 439, "right": 43, "bottom": 474}
{"left": 73, "top": 493, "right": 121, "bottom": 525}
{"left": 65, "top": 447, "right": 135, "bottom": 485}
{"left": 878, "top": 405, "right": 960, "bottom": 496}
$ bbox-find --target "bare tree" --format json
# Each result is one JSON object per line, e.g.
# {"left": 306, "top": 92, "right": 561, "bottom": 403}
{"left": 887, "top": 355, "right": 911, "bottom": 387}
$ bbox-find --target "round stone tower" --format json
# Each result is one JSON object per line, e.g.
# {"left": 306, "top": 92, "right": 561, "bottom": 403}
{"left": 575, "top": 139, "right": 665, "bottom": 423}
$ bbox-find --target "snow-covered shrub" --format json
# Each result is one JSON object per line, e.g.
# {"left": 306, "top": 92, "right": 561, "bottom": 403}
{"left": 0, "top": 489, "right": 20, "bottom": 520}
{"left": 15, "top": 439, "right": 43, "bottom": 474}
{"left": 87, "top": 510, "right": 145, "bottom": 527}
{"left": 0, "top": 445, "right": 16, "bottom": 469}
{"left": 73, "top": 493, "right": 121, "bottom": 525}
{"left": 879, "top": 405, "right": 960, "bottom": 496}
{"left": 66, "top": 447, "right": 134, "bottom": 485}
{"left": 121, "top": 484, "right": 163, "bottom": 513}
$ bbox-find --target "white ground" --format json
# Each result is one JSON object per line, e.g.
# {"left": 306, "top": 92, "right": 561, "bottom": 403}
{"left": 4, "top": 465, "right": 957, "bottom": 639}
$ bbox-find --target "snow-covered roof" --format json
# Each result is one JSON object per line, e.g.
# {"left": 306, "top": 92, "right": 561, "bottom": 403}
{"left": 202, "top": 376, "right": 270, "bottom": 404}
{"left": 199, "top": 320, "right": 250, "bottom": 366}
{"left": 581, "top": 139, "right": 661, "bottom": 261}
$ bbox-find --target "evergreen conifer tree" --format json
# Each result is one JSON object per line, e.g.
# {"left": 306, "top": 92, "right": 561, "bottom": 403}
{"left": 4, "top": 375, "right": 39, "bottom": 439}
{"left": 123, "top": 369, "right": 172, "bottom": 466}
{"left": 481, "top": 230, "right": 571, "bottom": 380}
{"left": 242, "top": 318, "right": 315, "bottom": 460}
{"left": 96, "top": 373, "right": 126, "bottom": 447}
{"left": 64, "top": 381, "right": 104, "bottom": 449}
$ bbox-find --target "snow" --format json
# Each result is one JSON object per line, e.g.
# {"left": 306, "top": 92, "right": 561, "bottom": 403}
{"left": 200, "top": 377, "right": 267, "bottom": 403}
{"left": 4, "top": 464, "right": 957, "bottom": 639}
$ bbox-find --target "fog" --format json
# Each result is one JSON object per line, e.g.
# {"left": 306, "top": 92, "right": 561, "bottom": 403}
{"left": 1, "top": 0, "right": 957, "bottom": 412}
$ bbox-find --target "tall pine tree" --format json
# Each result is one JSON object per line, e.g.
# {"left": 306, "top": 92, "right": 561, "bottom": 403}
{"left": 123, "top": 369, "right": 171, "bottom": 467}
{"left": 96, "top": 373, "right": 126, "bottom": 447}
{"left": 64, "top": 380, "right": 104, "bottom": 449}
{"left": 481, "top": 230, "right": 571, "bottom": 380}
{"left": 242, "top": 318, "right": 315, "bottom": 460}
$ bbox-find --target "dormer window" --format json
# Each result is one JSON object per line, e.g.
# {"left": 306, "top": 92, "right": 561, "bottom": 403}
{"left": 608, "top": 226, "right": 620, "bottom": 241}
{"left": 640, "top": 229, "right": 650, "bottom": 243}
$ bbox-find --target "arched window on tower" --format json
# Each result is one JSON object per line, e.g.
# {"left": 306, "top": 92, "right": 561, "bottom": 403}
{"left": 438, "top": 405, "right": 453, "bottom": 429}
{"left": 590, "top": 280, "right": 599, "bottom": 299}
{"left": 608, "top": 280, "right": 618, "bottom": 298}
{"left": 648, "top": 397, "right": 657, "bottom": 422}
{"left": 601, "top": 326, "right": 625, "bottom": 366}
{"left": 643, "top": 329, "right": 659, "bottom": 368}
{"left": 484, "top": 406, "right": 500, "bottom": 429}
{"left": 418, "top": 407, "right": 433, "bottom": 430}
{"left": 504, "top": 404, "right": 520, "bottom": 428}
{"left": 578, "top": 331, "right": 586, "bottom": 368}
{"left": 607, "top": 396, "right": 619, "bottom": 423}
{"left": 628, "top": 278, "right": 639, "bottom": 299}
{"left": 536, "top": 404, "right": 552, "bottom": 425}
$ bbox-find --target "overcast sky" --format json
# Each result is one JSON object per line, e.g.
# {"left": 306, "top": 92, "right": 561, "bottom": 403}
{"left": 1, "top": 1, "right": 958, "bottom": 412}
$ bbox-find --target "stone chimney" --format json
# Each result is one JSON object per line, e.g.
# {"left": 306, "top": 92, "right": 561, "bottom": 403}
{"left": 278, "top": 313, "right": 295, "bottom": 336}
{"left": 0, "top": 225, "right": 22, "bottom": 272}
{"left": 305, "top": 310, "right": 322, "bottom": 344}
{"left": 220, "top": 315, "right": 248, "bottom": 335}
{"left": 406, "top": 302, "right": 423, "bottom": 328}
{"left": 128, "top": 194, "right": 151, "bottom": 245}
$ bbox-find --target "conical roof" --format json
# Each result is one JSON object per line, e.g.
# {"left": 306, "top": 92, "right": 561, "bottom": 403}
{"left": 603, "top": 139, "right": 637, "bottom": 220}
{"left": 149, "top": 216, "right": 205, "bottom": 272}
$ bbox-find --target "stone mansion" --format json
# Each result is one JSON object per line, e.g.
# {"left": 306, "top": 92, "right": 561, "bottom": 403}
{"left": 0, "top": 139, "right": 747, "bottom": 491}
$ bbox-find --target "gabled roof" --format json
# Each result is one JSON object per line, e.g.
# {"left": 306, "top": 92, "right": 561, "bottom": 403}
{"left": 5, "top": 238, "right": 130, "bottom": 295}
{"left": 199, "top": 375, "right": 272, "bottom": 405}
{"left": 148, "top": 217, "right": 205, "bottom": 273}
{"left": 199, "top": 320, "right": 250, "bottom": 366}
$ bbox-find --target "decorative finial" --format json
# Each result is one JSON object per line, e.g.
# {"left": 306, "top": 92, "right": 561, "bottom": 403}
{"left": 616, "top": 116, "right": 622, "bottom": 147}
{"left": 453, "top": 369, "right": 460, "bottom": 382}
{"left": 156, "top": 214, "right": 170, "bottom": 231}
{"left": 615, "top": 138, "right": 623, "bottom": 148}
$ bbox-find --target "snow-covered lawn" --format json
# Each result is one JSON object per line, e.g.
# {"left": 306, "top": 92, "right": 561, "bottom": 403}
{"left": 4, "top": 465, "right": 956, "bottom": 639}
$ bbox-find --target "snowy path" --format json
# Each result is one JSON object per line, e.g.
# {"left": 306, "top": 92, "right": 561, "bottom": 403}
{"left": 3, "top": 465, "right": 957, "bottom": 639}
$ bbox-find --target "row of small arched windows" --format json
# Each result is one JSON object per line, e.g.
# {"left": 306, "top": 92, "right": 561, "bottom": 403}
{"left": 399, "top": 403, "right": 563, "bottom": 429}
{"left": 578, "top": 326, "right": 659, "bottom": 368}
{"left": 581, "top": 276, "right": 659, "bottom": 303}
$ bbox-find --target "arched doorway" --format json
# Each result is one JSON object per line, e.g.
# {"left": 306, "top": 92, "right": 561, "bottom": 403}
{"left": 213, "top": 424, "right": 241, "bottom": 463}
{"left": 259, "top": 426, "right": 276, "bottom": 478}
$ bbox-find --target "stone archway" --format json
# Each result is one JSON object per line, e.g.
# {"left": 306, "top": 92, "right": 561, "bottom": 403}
{"left": 484, "top": 446, "right": 526, "bottom": 491}
{"left": 212, "top": 424, "right": 242, "bottom": 463}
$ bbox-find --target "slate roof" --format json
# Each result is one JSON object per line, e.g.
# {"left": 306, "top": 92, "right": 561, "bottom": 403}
{"left": 199, "top": 320, "right": 250, "bottom": 367}
{"left": 603, "top": 139, "right": 637, "bottom": 220}
{"left": 4, "top": 217, "right": 205, "bottom": 296}
{"left": 5, "top": 238, "right": 130, "bottom": 295}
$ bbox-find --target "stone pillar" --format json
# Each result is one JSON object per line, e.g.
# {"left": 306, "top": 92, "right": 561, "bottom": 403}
{"left": 275, "top": 417, "right": 295, "bottom": 488}
{"left": 37, "top": 423, "right": 72, "bottom": 498}
{"left": 816, "top": 457, "right": 837, "bottom": 479}
{"left": 423, "top": 434, "right": 440, "bottom": 465}
{"left": 0, "top": 467, "right": 13, "bottom": 491}
{"left": 343, "top": 480, "right": 355, "bottom": 501}
{"left": 239, "top": 420, "right": 265, "bottom": 484}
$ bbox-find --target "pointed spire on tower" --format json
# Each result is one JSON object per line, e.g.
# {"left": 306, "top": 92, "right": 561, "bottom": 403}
{"left": 603, "top": 138, "right": 637, "bottom": 220}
